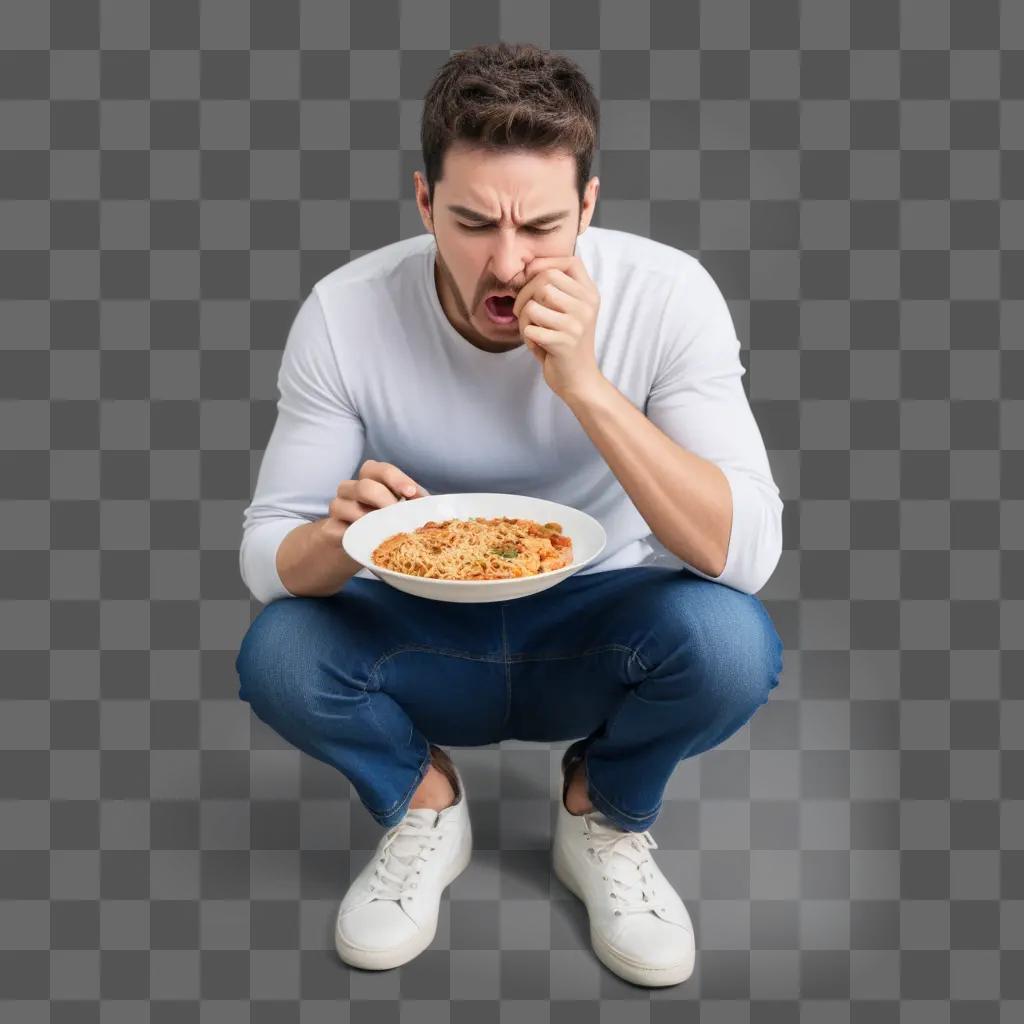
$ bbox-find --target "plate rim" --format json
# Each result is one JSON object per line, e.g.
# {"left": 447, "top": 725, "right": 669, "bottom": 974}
{"left": 340, "top": 492, "right": 607, "bottom": 587}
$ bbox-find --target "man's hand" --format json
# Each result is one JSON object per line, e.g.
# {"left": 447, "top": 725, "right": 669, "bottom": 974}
{"left": 512, "top": 255, "right": 604, "bottom": 401}
{"left": 320, "top": 460, "right": 429, "bottom": 547}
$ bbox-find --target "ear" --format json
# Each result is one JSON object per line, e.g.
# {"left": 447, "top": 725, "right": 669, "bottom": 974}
{"left": 578, "top": 177, "right": 599, "bottom": 233}
{"left": 414, "top": 171, "right": 434, "bottom": 234}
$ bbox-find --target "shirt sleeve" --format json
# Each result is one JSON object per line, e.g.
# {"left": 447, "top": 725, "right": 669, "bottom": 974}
{"left": 239, "top": 286, "right": 366, "bottom": 604}
{"left": 643, "top": 259, "right": 783, "bottom": 595}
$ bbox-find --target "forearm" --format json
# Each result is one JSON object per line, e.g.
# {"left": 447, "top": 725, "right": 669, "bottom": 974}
{"left": 563, "top": 377, "right": 733, "bottom": 578}
{"left": 276, "top": 518, "right": 364, "bottom": 597}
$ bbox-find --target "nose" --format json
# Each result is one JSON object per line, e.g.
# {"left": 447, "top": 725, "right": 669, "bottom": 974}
{"left": 488, "top": 230, "right": 531, "bottom": 292}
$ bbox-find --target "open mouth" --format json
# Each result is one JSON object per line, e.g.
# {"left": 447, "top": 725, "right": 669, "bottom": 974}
{"left": 483, "top": 294, "right": 517, "bottom": 325}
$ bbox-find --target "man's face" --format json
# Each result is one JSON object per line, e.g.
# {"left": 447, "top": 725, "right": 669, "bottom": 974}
{"left": 416, "top": 144, "right": 597, "bottom": 353}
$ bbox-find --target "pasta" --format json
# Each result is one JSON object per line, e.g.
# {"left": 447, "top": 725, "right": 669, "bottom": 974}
{"left": 371, "top": 516, "right": 574, "bottom": 580}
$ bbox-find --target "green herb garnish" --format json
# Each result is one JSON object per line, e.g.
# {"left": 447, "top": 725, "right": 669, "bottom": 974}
{"left": 491, "top": 546, "right": 518, "bottom": 559}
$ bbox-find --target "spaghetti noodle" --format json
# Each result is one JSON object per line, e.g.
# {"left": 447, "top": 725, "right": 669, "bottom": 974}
{"left": 371, "top": 516, "right": 574, "bottom": 580}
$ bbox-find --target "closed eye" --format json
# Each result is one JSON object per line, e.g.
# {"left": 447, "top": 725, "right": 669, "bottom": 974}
{"left": 457, "top": 223, "right": 558, "bottom": 235}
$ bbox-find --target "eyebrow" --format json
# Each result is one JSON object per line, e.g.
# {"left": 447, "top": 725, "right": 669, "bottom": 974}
{"left": 446, "top": 205, "right": 571, "bottom": 228}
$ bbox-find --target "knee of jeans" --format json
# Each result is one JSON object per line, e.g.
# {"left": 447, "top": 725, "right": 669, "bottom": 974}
{"left": 675, "top": 585, "right": 783, "bottom": 716}
{"left": 235, "top": 597, "right": 316, "bottom": 721}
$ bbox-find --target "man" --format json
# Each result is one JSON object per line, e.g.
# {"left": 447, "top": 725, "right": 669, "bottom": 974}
{"left": 235, "top": 42, "right": 783, "bottom": 987}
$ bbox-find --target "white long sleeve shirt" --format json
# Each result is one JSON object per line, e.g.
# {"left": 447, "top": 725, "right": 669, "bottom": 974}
{"left": 240, "top": 227, "right": 783, "bottom": 604}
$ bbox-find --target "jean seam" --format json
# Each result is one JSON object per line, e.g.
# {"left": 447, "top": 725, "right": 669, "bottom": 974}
{"left": 500, "top": 605, "right": 512, "bottom": 732}
{"left": 631, "top": 646, "right": 651, "bottom": 675}
{"left": 589, "top": 777, "right": 663, "bottom": 825}
{"left": 586, "top": 735, "right": 663, "bottom": 822}
{"left": 366, "top": 644, "right": 504, "bottom": 691}
{"left": 509, "top": 644, "right": 649, "bottom": 670}
{"left": 363, "top": 697, "right": 432, "bottom": 819}
{"left": 373, "top": 748, "right": 432, "bottom": 820}
{"left": 581, "top": 662, "right": 663, "bottom": 823}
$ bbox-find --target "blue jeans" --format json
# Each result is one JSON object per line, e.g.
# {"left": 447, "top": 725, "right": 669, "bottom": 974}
{"left": 235, "top": 565, "right": 783, "bottom": 832}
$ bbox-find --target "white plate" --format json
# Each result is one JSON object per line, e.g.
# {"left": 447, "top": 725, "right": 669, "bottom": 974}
{"left": 341, "top": 492, "right": 607, "bottom": 603}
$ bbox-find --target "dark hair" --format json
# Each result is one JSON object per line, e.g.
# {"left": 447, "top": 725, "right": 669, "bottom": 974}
{"left": 420, "top": 42, "right": 599, "bottom": 211}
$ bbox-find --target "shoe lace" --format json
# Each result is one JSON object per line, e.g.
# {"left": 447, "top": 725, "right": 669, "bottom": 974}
{"left": 368, "top": 813, "right": 445, "bottom": 902}
{"left": 584, "top": 815, "right": 665, "bottom": 916}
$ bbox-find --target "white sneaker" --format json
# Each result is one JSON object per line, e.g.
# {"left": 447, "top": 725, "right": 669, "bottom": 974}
{"left": 552, "top": 791, "right": 695, "bottom": 987}
{"left": 335, "top": 749, "right": 471, "bottom": 970}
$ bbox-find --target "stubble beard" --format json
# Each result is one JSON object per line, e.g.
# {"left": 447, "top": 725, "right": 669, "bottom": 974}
{"left": 432, "top": 230, "right": 579, "bottom": 351}
{"left": 433, "top": 245, "right": 523, "bottom": 350}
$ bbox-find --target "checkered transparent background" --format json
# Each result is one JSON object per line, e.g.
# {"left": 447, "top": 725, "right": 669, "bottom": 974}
{"left": 2, "top": 0, "right": 1022, "bottom": 1018}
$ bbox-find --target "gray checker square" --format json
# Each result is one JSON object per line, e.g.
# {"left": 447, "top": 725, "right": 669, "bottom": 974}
{"left": 0, "top": 0, "right": 1020, "bottom": 1018}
